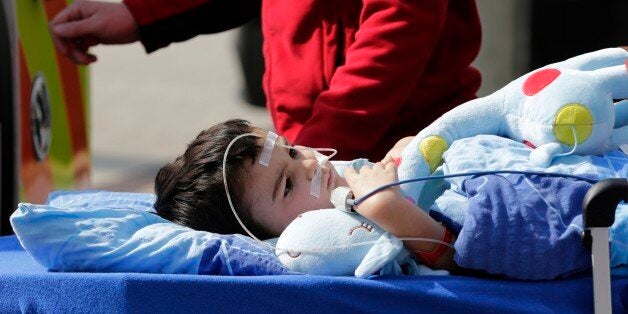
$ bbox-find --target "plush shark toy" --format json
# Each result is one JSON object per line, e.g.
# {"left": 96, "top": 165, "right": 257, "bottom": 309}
{"left": 275, "top": 48, "right": 628, "bottom": 276}
{"left": 275, "top": 209, "right": 406, "bottom": 278}
{"left": 275, "top": 208, "right": 446, "bottom": 278}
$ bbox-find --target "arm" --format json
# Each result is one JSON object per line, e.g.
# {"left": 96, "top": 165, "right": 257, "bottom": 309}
{"left": 294, "top": 1, "right": 449, "bottom": 159}
{"left": 123, "top": 0, "right": 261, "bottom": 53}
{"left": 49, "top": 0, "right": 260, "bottom": 64}
{"left": 344, "top": 162, "right": 457, "bottom": 271}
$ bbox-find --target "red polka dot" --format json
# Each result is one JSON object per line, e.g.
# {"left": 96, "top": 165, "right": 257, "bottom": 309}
{"left": 522, "top": 68, "right": 561, "bottom": 96}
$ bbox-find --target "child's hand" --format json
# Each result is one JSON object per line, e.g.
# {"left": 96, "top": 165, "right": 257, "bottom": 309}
{"left": 381, "top": 136, "right": 414, "bottom": 165}
{"left": 343, "top": 162, "right": 403, "bottom": 222}
{"left": 346, "top": 162, "right": 457, "bottom": 271}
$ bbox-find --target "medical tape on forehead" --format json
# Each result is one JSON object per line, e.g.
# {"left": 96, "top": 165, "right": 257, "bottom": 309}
{"left": 259, "top": 131, "right": 278, "bottom": 167}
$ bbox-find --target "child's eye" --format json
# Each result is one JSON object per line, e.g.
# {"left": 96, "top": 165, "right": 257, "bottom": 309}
{"left": 289, "top": 148, "right": 298, "bottom": 159}
{"left": 284, "top": 177, "right": 293, "bottom": 197}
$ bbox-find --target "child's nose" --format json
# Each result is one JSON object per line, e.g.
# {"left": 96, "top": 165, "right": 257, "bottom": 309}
{"left": 303, "top": 158, "right": 319, "bottom": 181}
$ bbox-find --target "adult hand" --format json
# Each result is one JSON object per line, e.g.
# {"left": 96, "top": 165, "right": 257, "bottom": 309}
{"left": 381, "top": 136, "right": 414, "bottom": 165}
{"left": 49, "top": 0, "right": 140, "bottom": 64}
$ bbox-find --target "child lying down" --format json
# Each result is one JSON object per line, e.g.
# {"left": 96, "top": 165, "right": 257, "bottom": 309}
{"left": 154, "top": 48, "right": 628, "bottom": 278}
{"left": 153, "top": 119, "right": 627, "bottom": 279}
{"left": 154, "top": 119, "right": 458, "bottom": 272}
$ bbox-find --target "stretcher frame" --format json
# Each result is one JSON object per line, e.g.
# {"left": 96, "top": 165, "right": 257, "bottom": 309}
{"left": 582, "top": 178, "right": 627, "bottom": 314}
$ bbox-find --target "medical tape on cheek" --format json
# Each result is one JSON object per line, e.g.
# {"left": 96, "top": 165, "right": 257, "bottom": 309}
{"left": 312, "top": 149, "right": 328, "bottom": 164}
{"left": 259, "top": 131, "right": 278, "bottom": 167}
{"left": 308, "top": 148, "right": 336, "bottom": 198}
{"left": 310, "top": 166, "right": 322, "bottom": 198}
{"left": 309, "top": 148, "right": 331, "bottom": 198}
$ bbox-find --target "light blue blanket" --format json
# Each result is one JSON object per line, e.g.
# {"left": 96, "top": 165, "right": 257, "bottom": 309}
{"left": 430, "top": 135, "right": 627, "bottom": 279}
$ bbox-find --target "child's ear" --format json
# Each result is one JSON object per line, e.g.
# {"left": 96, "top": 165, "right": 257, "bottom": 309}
{"left": 354, "top": 232, "right": 403, "bottom": 278}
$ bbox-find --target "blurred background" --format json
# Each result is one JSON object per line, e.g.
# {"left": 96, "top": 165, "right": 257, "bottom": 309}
{"left": 6, "top": 0, "right": 627, "bottom": 197}
{"left": 89, "top": 29, "right": 272, "bottom": 193}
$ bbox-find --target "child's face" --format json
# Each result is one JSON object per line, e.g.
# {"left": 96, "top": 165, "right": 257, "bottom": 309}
{"left": 242, "top": 131, "right": 347, "bottom": 236}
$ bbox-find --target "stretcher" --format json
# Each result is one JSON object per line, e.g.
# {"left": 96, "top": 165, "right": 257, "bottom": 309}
{"left": 1, "top": 1, "right": 626, "bottom": 312}
{"left": 0, "top": 179, "right": 625, "bottom": 313}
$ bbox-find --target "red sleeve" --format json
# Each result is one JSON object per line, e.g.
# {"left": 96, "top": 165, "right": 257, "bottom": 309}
{"left": 294, "top": 0, "right": 449, "bottom": 158}
{"left": 123, "top": 0, "right": 260, "bottom": 53}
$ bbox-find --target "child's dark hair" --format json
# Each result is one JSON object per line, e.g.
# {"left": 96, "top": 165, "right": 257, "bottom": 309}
{"left": 153, "top": 119, "right": 274, "bottom": 239}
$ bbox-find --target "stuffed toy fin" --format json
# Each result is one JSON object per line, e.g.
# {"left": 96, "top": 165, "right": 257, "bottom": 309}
{"left": 398, "top": 48, "right": 628, "bottom": 204}
{"left": 354, "top": 232, "right": 404, "bottom": 278}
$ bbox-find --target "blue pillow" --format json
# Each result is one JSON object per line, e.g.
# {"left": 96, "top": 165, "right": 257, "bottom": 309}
{"left": 10, "top": 190, "right": 295, "bottom": 276}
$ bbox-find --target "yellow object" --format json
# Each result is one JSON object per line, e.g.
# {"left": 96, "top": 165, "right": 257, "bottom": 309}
{"left": 553, "top": 103, "right": 593, "bottom": 145}
{"left": 419, "top": 136, "right": 448, "bottom": 173}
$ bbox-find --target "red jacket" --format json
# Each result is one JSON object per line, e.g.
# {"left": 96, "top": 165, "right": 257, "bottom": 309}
{"left": 124, "top": 0, "right": 481, "bottom": 160}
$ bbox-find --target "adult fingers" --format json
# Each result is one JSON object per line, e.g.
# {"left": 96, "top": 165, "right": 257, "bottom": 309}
{"left": 84, "top": 51, "right": 98, "bottom": 64}
{"left": 52, "top": 18, "right": 97, "bottom": 39}
{"left": 51, "top": 32, "right": 99, "bottom": 58}
{"left": 49, "top": 4, "right": 86, "bottom": 56}
{"left": 69, "top": 47, "right": 97, "bottom": 65}
{"left": 52, "top": 18, "right": 100, "bottom": 64}
{"left": 50, "top": 0, "right": 87, "bottom": 26}
{"left": 50, "top": 32, "right": 70, "bottom": 56}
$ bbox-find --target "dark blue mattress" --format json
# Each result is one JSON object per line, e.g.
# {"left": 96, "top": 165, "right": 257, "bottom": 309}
{"left": 1, "top": 235, "right": 626, "bottom": 313}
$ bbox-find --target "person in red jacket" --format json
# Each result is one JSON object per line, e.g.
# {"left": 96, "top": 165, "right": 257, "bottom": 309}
{"left": 50, "top": 0, "right": 482, "bottom": 161}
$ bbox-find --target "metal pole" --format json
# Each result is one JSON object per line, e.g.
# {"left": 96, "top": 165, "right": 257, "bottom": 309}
{"left": 590, "top": 227, "right": 611, "bottom": 314}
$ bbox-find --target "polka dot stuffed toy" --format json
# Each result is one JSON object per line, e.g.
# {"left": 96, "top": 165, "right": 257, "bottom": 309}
{"left": 398, "top": 48, "right": 628, "bottom": 205}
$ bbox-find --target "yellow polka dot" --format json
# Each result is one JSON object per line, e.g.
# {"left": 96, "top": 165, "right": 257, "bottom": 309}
{"left": 553, "top": 103, "right": 593, "bottom": 145}
{"left": 419, "top": 136, "right": 448, "bottom": 173}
